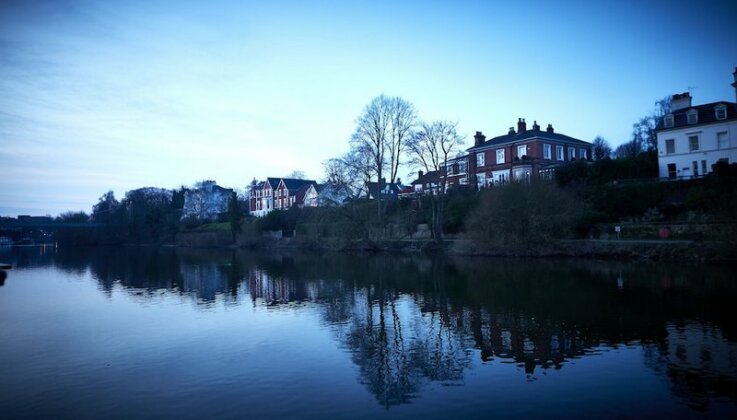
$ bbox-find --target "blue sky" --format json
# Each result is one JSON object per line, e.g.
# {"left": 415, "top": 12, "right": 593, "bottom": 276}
{"left": 1, "top": 0, "right": 736, "bottom": 216}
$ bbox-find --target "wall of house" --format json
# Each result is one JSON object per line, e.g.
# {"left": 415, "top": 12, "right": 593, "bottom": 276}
{"left": 657, "top": 120, "right": 737, "bottom": 179}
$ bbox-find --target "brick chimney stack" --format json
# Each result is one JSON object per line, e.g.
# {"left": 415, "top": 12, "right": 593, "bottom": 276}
{"left": 671, "top": 92, "right": 692, "bottom": 111}
{"left": 532, "top": 120, "right": 540, "bottom": 131}
{"left": 474, "top": 131, "right": 486, "bottom": 146}
{"left": 546, "top": 124, "right": 554, "bottom": 134}
{"left": 517, "top": 118, "right": 527, "bottom": 133}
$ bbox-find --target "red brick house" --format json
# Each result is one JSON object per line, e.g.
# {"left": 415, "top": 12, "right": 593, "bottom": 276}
{"left": 249, "top": 177, "right": 318, "bottom": 216}
{"left": 468, "top": 118, "right": 592, "bottom": 188}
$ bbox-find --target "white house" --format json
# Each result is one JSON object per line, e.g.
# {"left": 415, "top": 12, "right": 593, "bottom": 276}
{"left": 656, "top": 69, "right": 737, "bottom": 180}
{"left": 181, "top": 181, "right": 233, "bottom": 221}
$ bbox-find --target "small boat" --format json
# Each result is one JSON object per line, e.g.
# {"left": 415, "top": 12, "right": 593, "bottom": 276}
{"left": 0, "top": 263, "right": 11, "bottom": 270}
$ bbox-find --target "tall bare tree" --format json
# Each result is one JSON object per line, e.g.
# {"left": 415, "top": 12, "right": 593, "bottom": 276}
{"left": 350, "top": 95, "right": 416, "bottom": 222}
{"left": 591, "top": 136, "right": 612, "bottom": 160}
{"left": 407, "top": 120, "right": 465, "bottom": 241}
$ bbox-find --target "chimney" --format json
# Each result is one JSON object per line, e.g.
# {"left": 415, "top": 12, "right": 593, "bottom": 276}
{"left": 532, "top": 120, "right": 540, "bottom": 131}
{"left": 546, "top": 124, "right": 554, "bottom": 134}
{"left": 517, "top": 118, "right": 527, "bottom": 133}
{"left": 732, "top": 67, "right": 737, "bottom": 102}
{"left": 474, "top": 131, "right": 486, "bottom": 146}
{"left": 671, "top": 92, "right": 692, "bottom": 111}
{"left": 508, "top": 127, "right": 516, "bottom": 135}
{"left": 418, "top": 170, "right": 423, "bottom": 178}
{"left": 380, "top": 177, "right": 386, "bottom": 184}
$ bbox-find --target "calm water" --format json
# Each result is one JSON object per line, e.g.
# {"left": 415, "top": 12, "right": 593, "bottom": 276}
{"left": 1, "top": 246, "right": 736, "bottom": 419}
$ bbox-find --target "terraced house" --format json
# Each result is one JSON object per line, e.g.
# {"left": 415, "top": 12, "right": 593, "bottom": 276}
{"left": 467, "top": 118, "right": 592, "bottom": 188}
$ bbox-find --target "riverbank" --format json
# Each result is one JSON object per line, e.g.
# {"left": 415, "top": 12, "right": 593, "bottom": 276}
{"left": 169, "top": 229, "right": 737, "bottom": 263}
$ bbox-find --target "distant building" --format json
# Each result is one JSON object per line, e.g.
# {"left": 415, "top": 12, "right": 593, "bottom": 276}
{"left": 656, "top": 69, "right": 737, "bottom": 180}
{"left": 467, "top": 119, "right": 592, "bottom": 188}
{"left": 249, "top": 177, "right": 318, "bottom": 216}
{"left": 316, "top": 183, "right": 352, "bottom": 206}
{"left": 181, "top": 181, "right": 233, "bottom": 221}
{"left": 364, "top": 179, "right": 404, "bottom": 200}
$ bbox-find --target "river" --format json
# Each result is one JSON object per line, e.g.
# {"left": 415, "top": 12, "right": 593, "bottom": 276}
{"left": 1, "top": 246, "right": 736, "bottom": 418}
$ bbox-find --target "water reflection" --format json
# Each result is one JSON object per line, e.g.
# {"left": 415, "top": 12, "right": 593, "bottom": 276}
{"left": 3, "top": 246, "right": 737, "bottom": 411}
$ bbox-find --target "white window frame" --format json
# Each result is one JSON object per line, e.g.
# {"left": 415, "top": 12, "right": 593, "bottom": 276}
{"left": 556, "top": 145, "right": 564, "bottom": 161}
{"left": 476, "top": 172, "right": 486, "bottom": 189}
{"left": 517, "top": 145, "right": 527, "bottom": 159}
{"left": 665, "top": 139, "right": 675, "bottom": 154}
{"left": 664, "top": 114, "right": 674, "bottom": 128}
{"left": 715, "top": 105, "right": 727, "bottom": 120}
{"left": 580, "top": 149, "right": 587, "bottom": 160}
{"left": 568, "top": 147, "right": 575, "bottom": 160}
{"left": 543, "top": 144, "right": 552, "bottom": 159}
{"left": 458, "top": 160, "right": 468, "bottom": 174}
{"left": 688, "top": 135, "right": 700, "bottom": 152}
{"left": 476, "top": 153, "right": 485, "bottom": 167}
{"left": 687, "top": 109, "right": 698, "bottom": 125}
{"left": 496, "top": 149, "right": 505, "bottom": 164}
{"left": 717, "top": 131, "right": 728, "bottom": 149}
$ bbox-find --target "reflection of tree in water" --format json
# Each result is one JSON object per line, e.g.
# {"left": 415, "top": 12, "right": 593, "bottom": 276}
{"left": 25, "top": 247, "right": 737, "bottom": 409}
{"left": 643, "top": 322, "right": 737, "bottom": 412}
{"left": 338, "top": 290, "right": 471, "bottom": 407}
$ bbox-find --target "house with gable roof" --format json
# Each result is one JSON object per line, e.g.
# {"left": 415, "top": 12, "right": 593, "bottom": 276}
{"left": 249, "top": 177, "right": 280, "bottom": 217}
{"left": 467, "top": 118, "right": 592, "bottom": 188}
{"left": 656, "top": 68, "right": 737, "bottom": 180}
{"left": 181, "top": 180, "right": 233, "bottom": 221}
{"left": 274, "top": 178, "right": 319, "bottom": 210}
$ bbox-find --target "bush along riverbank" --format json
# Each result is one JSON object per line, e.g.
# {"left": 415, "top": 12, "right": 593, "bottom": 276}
{"left": 46, "top": 160, "right": 737, "bottom": 263}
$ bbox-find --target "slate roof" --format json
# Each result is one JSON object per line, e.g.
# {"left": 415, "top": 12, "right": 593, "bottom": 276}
{"left": 366, "top": 181, "right": 402, "bottom": 200}
{"left": 266, "top": 177, "right": 281, "bottom": 189}
{"left": 467, "top": 127, "right": 590, "bottom": 152}
{"left": 411, "top": 170, "right": 439, "bottom": 185}
{"left": 281, "top": 178, "right": 317, "bottom": 191}
{"left": 656, "top": 101, "right": 737, "bottom": 131}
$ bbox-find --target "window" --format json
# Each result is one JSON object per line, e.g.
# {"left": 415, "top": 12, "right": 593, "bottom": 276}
{"left": 568, "top": 147, "right": 575, "bottom": 160}
{"left": 556, "top": 145, "right": 564, "bottom": 160}
{"left": 580, "top": 149, "right": 587, "bottom": 160}
{"left": 476, "top": 153, "right": 485, "bottom": 167}
{"left": 446, "top": 163, "right": 454, "bottom": 175}
{"left": 687, "top": 109, "right": 698, "bottom": 125}
{"left": 693, "top": 161, "right": 699, "bottom": 177}
{"left": 664, "top": 114, "right": 674, "bottom": 128}
{"left": 717, "top": 132, "right": 728, "bottom": 149}
{"left": 543, "top": 144, "right": 552, "bottom": 159}
{"left": 458, "top": 160, "right": 468, "bottom": 174}
{"left": 496, "top": 149, "right": 505, "bottom": 164}
{"left": 715, "top": 105, "right": 727, "bottom": 120}
{"left": 476, "top": 172, "right": 486, "bottom": 189}
{"left": 688, "top": 135, "right": 700, "bottom": 152}
{"left": 665, "top": 139, "right": 675, "bottom": 154}
{"left": 701, "top": 160, "right": 707, "bottom": 175}
{"left": 517, "top": 145, "right": 527, "bottom": 159}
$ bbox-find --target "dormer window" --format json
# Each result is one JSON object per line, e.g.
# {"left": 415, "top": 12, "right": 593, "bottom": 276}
{"left": 664, "top": 114, "right": 674, "bottom": 128}
{"left": 715, "top": 105, "right": 727, "bottom": 120}
{"left": 687, "top": 109, "right": 698, "bottom": 125}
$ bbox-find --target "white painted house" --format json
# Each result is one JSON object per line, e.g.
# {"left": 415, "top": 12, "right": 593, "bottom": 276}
{"left": 656, "top": 69, "right": 737, "bottom": 180}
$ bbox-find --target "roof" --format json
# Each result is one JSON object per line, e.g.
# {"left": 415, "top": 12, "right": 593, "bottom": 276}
{"left": 366, "top": 181, "right": 402, "bottom": 200}
{"left": 280, "top": 178, "right": 317, "bottom": 191}
{"left": 265, "top": 177, "right": 281, "bottom": 189}
{"left": 656, "top": 101, "right": 737, "bottom": 131}
{"left": 467, "top": 127, "right": 590, "bottom": 151}
{"left": 294, "top": 184, "right": 315, "bottom": 203}
{"left": 411, "top": 170, "right": 439, "bottom": 185}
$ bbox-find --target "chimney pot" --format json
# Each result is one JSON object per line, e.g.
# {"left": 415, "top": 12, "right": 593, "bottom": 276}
{"left": 418, "top": 170, "right": 423, "bottom": 177}
{"left": 546, "top": 124, "right": 554, "bottom": 133}
{"left": 532, "top": 120, "right": 540, "bottom": 131}
{"left": 474, "top": 131, "right": 486, "bottom": 146}
{"left": 508, "top": 127, "right": 516, "bottom": 135}
{"left": 517, "top": 118, "right": 527, "bottom": 133}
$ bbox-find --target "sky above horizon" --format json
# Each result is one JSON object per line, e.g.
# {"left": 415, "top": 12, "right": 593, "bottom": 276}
{"left": 2, "top": 0, "right": 736, "bottom": 216}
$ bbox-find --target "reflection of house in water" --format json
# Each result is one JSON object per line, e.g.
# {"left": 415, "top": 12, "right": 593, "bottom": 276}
{"left": 644, "top": 322, "right": 737, "bottom": 411}
{"left": 247, "top": 268, "right": 310, "bottom": 305}
{"left": 180, "top": 264, "right": 230, "bottom": 303}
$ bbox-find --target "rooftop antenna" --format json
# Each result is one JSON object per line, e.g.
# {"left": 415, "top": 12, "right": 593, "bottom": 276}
{"left": 687, "top": 85, "right": 698, "bottom": 95}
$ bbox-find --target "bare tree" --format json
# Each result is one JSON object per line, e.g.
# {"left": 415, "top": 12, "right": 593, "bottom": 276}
{"left": 591, "top": 136, "right": 612, "bottom": 160}
{"left": 350, "top": 95, "right": 415, "bottom": 221}
{"left": 387, "top": 97, "right": 417, "bottom": 184}
{"left": 407, "top": 120, "right": 465, "bottom": 241}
